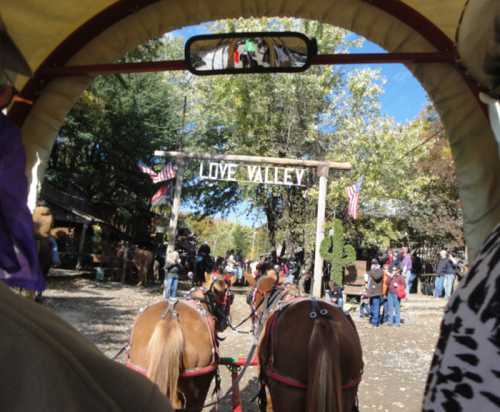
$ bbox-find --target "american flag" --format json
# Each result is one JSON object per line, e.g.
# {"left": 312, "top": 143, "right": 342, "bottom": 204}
{"left": 138, "top": 162, "right": 157, "bottom": 178}
{"left": 152, "top": 163, "right": 176, "bottom": 183}
{"left": 346, "top": 176, "right": 364, "bottom": 219}
{"left": 151, "top": 184, "right": 171, "bottom": 206}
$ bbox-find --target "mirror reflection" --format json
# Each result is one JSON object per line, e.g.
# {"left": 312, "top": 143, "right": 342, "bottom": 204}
{"left": 186, "top": 33, "right": 314, "bottom": 75}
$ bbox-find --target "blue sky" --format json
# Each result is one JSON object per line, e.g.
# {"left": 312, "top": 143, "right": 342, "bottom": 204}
{"left": 348, "top": 41, "right": 429, "bottom": 123}
{"left": 171, "top": 23, "right": 429, "bottom": 225}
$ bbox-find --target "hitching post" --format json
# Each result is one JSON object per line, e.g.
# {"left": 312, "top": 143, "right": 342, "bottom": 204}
{"left": 312, "top": 164, "right": 329, "bottom": 298}
{"left": 167, "top": 158, "right": 185, "bottom": 255}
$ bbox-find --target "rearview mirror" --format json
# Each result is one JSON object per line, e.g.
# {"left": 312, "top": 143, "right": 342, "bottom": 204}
{"left": 185, "top": 32, "right": 317, "bottom": 75}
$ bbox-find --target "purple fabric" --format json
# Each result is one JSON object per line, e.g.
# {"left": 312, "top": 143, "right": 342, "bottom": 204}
{"left": 401, "top": 254, "right": 412, "bottom": 272}
{"left": 0, "top": 113, "right": 45, "bottom": 291}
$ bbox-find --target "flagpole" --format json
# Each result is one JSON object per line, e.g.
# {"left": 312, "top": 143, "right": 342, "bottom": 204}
{"left": 166, "top": 96, "right": 188, "bottom": 254}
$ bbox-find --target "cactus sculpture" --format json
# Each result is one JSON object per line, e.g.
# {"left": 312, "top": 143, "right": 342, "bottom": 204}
{"left": 320, "top": 218, "right": 356, "bottom": 286}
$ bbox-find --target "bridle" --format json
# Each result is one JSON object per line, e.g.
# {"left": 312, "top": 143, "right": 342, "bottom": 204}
{"left": 248, "top": 281, "right": 364, "bottom": 411}
{"left": 188, "top": 279, "right": 234, "bottom": 333}
{"left": 250, "top": 279, "right": 292, "bottom": 338}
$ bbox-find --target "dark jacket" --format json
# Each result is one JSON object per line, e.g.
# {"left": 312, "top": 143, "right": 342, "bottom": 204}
{"left": 367, "top": 267, "right": 383, "bottom": 297}
{"left": 165, "top": 262, "right": 182, "bottom": 278}
{"left": 436, "top": 258, "right": 455, "bottom": 276}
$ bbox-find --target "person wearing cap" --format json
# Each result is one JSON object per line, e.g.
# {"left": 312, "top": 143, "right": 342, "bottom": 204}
{"left": 367, "top": 258, "right": 384, "bottom": 327}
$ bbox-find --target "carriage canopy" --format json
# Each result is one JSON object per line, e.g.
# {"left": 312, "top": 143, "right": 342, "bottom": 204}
{"left": 2, "top": 0, "right": 500, "bottom": 259}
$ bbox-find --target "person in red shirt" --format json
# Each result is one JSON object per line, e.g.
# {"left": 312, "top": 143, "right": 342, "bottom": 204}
{"left": 386, "top": 267, "right": 406, "bottom": 326}
{"left": 384, "top": 248, "right": 394, "bottom": 266}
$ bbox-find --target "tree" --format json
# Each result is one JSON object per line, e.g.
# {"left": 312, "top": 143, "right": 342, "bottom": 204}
{"left": 46, "top": 40, "right": 184, "bottom": 239}
{"left": 231, "top": 225, "right": 251, "bottom": 257}
{"left": 407, "top": 106, "right": 464, "bottom": 249}
{"left": 176, "top": 18, "right": 375, "bottom": 250}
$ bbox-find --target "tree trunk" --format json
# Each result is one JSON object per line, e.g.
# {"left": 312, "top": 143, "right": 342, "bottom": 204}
{"left": 265, "top": 206, "right": 277, "bottom": 250}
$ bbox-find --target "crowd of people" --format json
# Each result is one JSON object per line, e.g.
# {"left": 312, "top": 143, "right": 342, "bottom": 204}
{"left": 160, "top": 243, "right": 306, "bottom": 299}
{"left": 160, "top": 240, "right": 466, "bottom": 325}
{"left": 362, "top": 247, "right": 463, "bottom": 327}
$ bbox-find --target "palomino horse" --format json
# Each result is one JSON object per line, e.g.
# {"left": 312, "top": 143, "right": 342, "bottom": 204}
{"left": 250, "top": 274, "right": 363, "bottom": 412}
{"left": 126, "top": 277, "right": 233, "bottom": 411}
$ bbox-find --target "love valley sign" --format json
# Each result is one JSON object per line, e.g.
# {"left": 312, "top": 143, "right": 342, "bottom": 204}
{"left": 154, "top": 150, "right": 352, "bottom": 298}
{"left": 198, "top": 161, "right": 307, "bottom": 187}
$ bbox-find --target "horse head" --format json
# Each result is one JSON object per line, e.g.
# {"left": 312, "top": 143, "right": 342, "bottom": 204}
{"left": 248, "top": 272, "right": 280, "bottom": 316}
{"left": 247, "top": 269, "right": 281, "bottom": 322}
{"left": 204, "top": 275, "right": 234, "bottom": 332}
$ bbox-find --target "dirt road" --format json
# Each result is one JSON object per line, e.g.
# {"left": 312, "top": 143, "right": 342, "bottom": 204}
{"left": 44, "top": 276, "right": 444, "bottom": 411}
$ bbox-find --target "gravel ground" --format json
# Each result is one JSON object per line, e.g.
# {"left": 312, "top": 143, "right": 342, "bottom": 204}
{"left": 43, "top": 275, "right": 445, "bottom": 411}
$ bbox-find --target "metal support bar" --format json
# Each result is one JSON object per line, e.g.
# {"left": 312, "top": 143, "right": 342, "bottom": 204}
{"left": 39, "top": 60, "right": 186, "bottom": 77}
{"left": 312, "top": 165, "right": 329, "bottom": 298}
{"left": 38, "top": 53, "right": 454, "bottom": 78}
{"left": 312, "top": 52, "right": 454, "bottom": 65}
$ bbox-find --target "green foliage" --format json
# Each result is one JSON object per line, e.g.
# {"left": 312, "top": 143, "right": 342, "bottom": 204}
{"left": 45, "top": 19, "right": 464, "bottom": 255}
{"left": 176, "top": 18, "right": 378, "bottom": 249}
{"left": 46, "top": 40, "right": 184, "bottom": 238}
{"left": 184, "top": 215, "right": 268, "bottom": 259}
{"left": 232, "top": 225, "right": 251, "bottom": 256}
{"left": 320, "top": 219, "right": 356, "bottom": 285}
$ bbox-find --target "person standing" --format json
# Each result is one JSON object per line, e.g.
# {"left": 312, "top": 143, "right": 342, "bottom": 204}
{"left": 435, "top": 250, "right": 457, "bottom": 299}
{"left": 164, "top": 250, "right": 182, "bottom": 299}
{"left": 384, "top": 248, "right": 394, "bottom": 266}
{"left": 400, "top": 247, "right": 414, "bottom": 295}
{"left": 0, "top": 80, "right": 45, "bottom": 296}
{"left": 386, "top": 267, "right": 406, "bottom": 326}
{"left": 367, "top": 258, "right": 383, "bottom": 327}
{"left": 381, "top": 263, "right": 391, "bottom": 324}
{"left": 435, "top": 250, "right": 451, "bottom": 298}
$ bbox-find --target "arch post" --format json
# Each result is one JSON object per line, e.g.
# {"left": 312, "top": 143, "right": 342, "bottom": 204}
{"left": 312, "top": 164, "right": 329, "bottom": 298}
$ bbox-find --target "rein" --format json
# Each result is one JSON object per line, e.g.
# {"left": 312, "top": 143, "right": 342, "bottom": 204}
{"left": 227, "top": 312, "right": 253, "bottom": 334}
{"left": 187, "top": 284, "right": 281, "bottom": 411}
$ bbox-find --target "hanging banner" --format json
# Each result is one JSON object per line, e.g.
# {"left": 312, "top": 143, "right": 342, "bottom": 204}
{"left": 198, "top": 161, "right": 307, "bottom": 187}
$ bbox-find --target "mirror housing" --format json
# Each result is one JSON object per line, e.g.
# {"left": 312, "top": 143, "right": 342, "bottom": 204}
{"left": 185, "top": 32, "right": 317, "bottom": 76}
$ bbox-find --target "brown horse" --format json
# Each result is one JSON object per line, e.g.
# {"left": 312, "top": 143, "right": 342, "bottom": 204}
{"left": 127, "top": 278, "right": 233, "bottom": 411}
{"left": 117, "top": 244, "right": 154, "bottom": 285}
{"left": 251, "top": 274, "right": 363, "bottom": 412}
{"left": 244, "top": 271, "right": 257, "bottom": 287}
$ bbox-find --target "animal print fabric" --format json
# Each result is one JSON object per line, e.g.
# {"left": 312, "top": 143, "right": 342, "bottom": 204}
{"left": 423, "top": 225, "right": 500, "bottom": 411}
